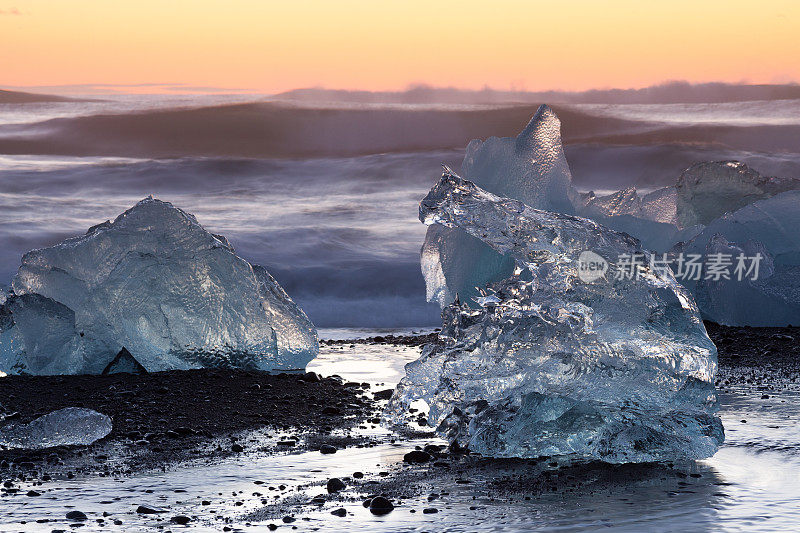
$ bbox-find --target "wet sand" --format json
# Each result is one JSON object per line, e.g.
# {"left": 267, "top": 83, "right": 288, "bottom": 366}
{"left": 0, "top": 370, "right": 382, "bottom": 477}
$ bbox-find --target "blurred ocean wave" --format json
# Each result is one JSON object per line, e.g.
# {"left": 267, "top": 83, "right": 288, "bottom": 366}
{"left": 1, "top": 96, "right": 799, "bottom": 326}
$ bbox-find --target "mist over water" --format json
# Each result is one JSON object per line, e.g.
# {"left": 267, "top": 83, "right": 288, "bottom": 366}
{"left": 2, "top": 93, "right": 800, "bottom": 326}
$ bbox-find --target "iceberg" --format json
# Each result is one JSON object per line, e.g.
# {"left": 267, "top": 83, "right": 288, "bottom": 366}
{"left": 585, "top": 165, "right": 800, "bottom": 325}
{"left": 590, "top": 161, "right": 800, "bottom": 233}
{"left": 683, "top": 189, "right": 800, "bottom": 260}
{"left": 420, "top": 105, "right": 800, "bottom": 327}
{"left": 387, "top": 170, "right": 723, "bottom": 463}
{"left": 0, "top": 407, "right": 112, "bottom": 449}
{"left": 679, "top": 190, "right": 800, "bottom": 326}
{"left": 422, "top": 105, "right": 578, "bottom": 307}
{"left": 691, "top": 235, "right": 792, "bottom": 326}
{"left": 576, "top": 162, "right": 800, "bottom": 253}
{"left": 0, "top": 197, "right": 318, "bottom": 375}
{"left": 676, "top": 161, "right": 800, "bottom": 228}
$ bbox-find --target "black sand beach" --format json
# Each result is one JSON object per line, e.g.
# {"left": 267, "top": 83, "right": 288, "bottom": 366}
{"left": 0, "top": 370, "right": 382, "bottom": 478}
{"left": 0, "top": 322, "right": 797, "bottom": 529}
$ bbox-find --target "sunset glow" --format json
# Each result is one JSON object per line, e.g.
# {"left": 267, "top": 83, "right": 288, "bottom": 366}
{"left": 2, "top": 0, "right": 799, "bottom": 94}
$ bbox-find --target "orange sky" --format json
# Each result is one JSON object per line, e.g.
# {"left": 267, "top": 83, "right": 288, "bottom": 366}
{"left": 2, "top": 0, "right": 799, "bottom": 94}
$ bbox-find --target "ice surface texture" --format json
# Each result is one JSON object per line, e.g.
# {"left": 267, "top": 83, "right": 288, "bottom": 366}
{"left": 422, "top": 105, "right": 577, "bottom": 307}
{"left": 0, "top": 407, "right": 111, "bottom": 449}
{"left": 388, "top": 171, "right": 723, "bottom": 463}
{"left": 0, "top": 197, "right": 318, "bottom": 375}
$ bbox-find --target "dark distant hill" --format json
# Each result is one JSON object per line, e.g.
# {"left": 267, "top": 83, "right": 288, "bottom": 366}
{"left": 0, "top": 89, "right": 81, "bottom": 103}
{"left": 275, "top": 82, "right": 800, "bottom": 105}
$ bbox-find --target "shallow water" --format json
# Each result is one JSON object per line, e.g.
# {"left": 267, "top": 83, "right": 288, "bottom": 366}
{"left": 0, "top": 337, "right": 799, "bottom": 532}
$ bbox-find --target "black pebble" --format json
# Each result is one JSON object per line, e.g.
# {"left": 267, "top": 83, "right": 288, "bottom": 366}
{"left": 373, "top": 389, "right": 394, "bottom": 400}
{"left": 327, "top": 478, "right": 346, "bottom": 493}
{"left": 369, "top": 496, "right": 394, "bottom": 515}
{"left": 66, "top": 511, "right": 87, "bottom": 521}
{"left": 320, "top": 444, "right": 337, "bottom": 454}
{"left": 300, "top": 372, "right": 321, "bottom": 382}
{"left": 136, "top": 505, "right": 167, "bottom": 514}
{"left": 403, "top": 450, "right": 431, "bottom": 463}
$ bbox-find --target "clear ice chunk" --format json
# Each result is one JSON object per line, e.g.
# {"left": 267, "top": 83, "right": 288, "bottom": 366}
{"left": 387, "top": 170, "right": 723, "bottom": 463}
{"left": 680, "top": 190, "right": 800, "bottom": 326}
{"left": 691, "top": 235, "right": 796, "bottom": 326}
{"left": 422, "top": 105, "right": 578, "bottom": 307}
{"left": 0, "top": 407, "right": 112, "bottom": 449}
{"left": 578, "top": 162, "right": 800, "bottom": 253}
{"left": 676, "top": 161, "right": 800, "bottom": 228}
{"left": 0, "top": 197, "right": 318, "bottom": 375}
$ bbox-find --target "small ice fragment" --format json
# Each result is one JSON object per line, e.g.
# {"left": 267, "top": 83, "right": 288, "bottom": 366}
{"left": 102, "top": 347, "right": 147, "bottom": 375}
{"left": 583, "top": 186, "right": 642, "bottom": 218}
{"left": 0, "top": 407, "right": 112, "bottom": 449}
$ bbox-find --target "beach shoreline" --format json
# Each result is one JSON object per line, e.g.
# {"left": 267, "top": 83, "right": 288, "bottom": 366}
{"left": 0, "top": 322, "right": 798, "bottom": 529}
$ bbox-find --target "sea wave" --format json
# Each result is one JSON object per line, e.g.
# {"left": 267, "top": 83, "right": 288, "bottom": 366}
{"left": 2, "top": 101, "right": 799, "bottom": 159}
{"left": 2, "top": 98, "right": 800, "bottom": 326}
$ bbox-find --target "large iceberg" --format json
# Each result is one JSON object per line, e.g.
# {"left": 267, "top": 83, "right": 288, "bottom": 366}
{"left": 422, "top": 105, "right": 578, "bottom": 307}
{"left": 387, "top": 170, "right": 723, "bottom": 463}
{"left": 0, "top": 197, "right": 318, "bottom": 375}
